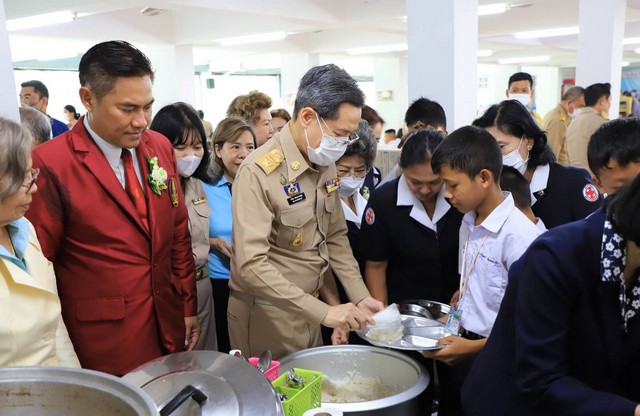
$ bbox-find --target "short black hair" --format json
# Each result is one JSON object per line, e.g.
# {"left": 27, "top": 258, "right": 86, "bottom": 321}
{"left": 79, "top": 40, "right": 154, "bottom": 100}
{"left": 500, "top": 165, "right": 532, "bottom": 210}
{"left": 399, "top": 129, "right": 445, "bottom": 169}
{"left": 21, "top": 80, "right": 49, "bottom": 98}
{"left": 385, "top": 128, "right": 396, "bottom": 134}
{"left": 473, "top": 100, "right": 556, "bottom": 172}
{"left": 431, "top": 125, "right": 502, "bottom": 183}
{"left": 150, "top": 102, "right": 212, "bottom": 184}
{"left": 584, "top": 83, "right": 611, "bottom": 107}
{"left": 588, "top": 118, "right": 640, "bottom": 178}
{"left": 508, "top": 72, "right": 533, "bottom": 89}
{"left": 404, "top": 97, "right": 447, "bottom": 130}
{"left": 605, "top": 173, "right": 640, "bottom": 245}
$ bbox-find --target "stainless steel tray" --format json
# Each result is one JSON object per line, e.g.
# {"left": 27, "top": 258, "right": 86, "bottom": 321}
{"left": 356, "top": 315, "right": 449, "bottom": 351}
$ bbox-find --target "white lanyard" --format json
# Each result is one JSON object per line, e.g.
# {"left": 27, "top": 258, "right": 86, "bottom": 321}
{"left": 458, "top": 231, "right": 491, "bottom": 304}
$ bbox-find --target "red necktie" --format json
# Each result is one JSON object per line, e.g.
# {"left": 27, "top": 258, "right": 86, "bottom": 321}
{"left": 121, "top": 149, "right": 149, "bottom": 230}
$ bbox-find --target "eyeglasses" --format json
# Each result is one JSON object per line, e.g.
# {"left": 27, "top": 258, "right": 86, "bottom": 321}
{"left": 337, "top": 167, "right": 368, "bottom": 178}
{"left": 22, "top": 168, "right": 39, "bottom": 193}
{"left": 319, "top": 116, "right": 360, "bottom": 144}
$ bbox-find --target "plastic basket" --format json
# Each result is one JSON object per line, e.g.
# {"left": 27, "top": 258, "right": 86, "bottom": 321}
{"left": 248, "top": 357, "right": 280, "bottom": 382}
{"left": 272, "top": 368, "right": 323, "bottom": 416}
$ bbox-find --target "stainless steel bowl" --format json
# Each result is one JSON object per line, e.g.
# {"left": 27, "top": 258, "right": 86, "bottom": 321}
{"left": 279, "top": 345, "right": 430, "bottom": 416}
{"left": 399, "top": 299, "right": 450, "bottom": 320}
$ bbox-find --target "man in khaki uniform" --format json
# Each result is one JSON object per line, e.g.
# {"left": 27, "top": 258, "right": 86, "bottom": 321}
{"left": 566, "top": 83, "right": 611, "bottom": 176}
{"left": 228, "top": 64, "right": 383, "bottom": 359}
{"left": 542, "top": 86, "right": 585, "bottom": 164}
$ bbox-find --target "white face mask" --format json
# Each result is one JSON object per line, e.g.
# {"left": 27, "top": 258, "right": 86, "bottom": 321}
{"left": 338, "top": 176, "right": 365, "bottom": 197}
{"left": 176, "top": 155, "right": 202, "bottom": 177}
{"left": 508, "top": 93, "right": 531, "bottom": 108}
{"left": 502, "top": 137, "right": 529, "bottom": 175}
{"left": 570, "top": 108, "right": 582, "bottom": 119}
{"left": 304, "top": 114, "right": 349, "bottom": 166}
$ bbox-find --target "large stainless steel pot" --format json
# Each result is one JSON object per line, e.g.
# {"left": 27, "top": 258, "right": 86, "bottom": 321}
{"left": 0, "top": 366, "right": 159, "bottom": 416}
{"left": 124, "top": 350, "right": 284, "bottom": 416}
{"left": 279, "top": 345, "right": 430, "bottom": 416}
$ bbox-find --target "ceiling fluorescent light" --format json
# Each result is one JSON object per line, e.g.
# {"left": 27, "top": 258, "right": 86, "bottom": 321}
{"left": 498, "top": 55, "right": 550, "bottom": 64}
{"left": 477, "top": 50, "right": 493, "bottom": 57}
{"left": 347, "top": 44, "right": 407, "bottom": 55}
{"left": 626, "top": 38, "right": 640, "bottom": 45}
{"left": 478, "top": 3, "right": 510, "bottom": 16}
{"left": 622, "top": 61, "right": 630, "bottom": 67}
{"left": 634, "top": 48, "right": 640, "bottom": 54}
{"left": 515, "top": 26, "right": 579, "bottom": 40}
{"left": 216, "top": 32, "right": 287, "bottom": 46}
{"left": 7, "top": 11, "right": 76, "bottom": 31}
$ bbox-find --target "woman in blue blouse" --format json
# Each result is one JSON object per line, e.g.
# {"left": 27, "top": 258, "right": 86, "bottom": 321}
{"left": 203, "top": 117, "right": 256, "bottom": 352}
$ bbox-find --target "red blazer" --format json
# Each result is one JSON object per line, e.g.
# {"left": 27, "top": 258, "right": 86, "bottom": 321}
{"left": 27, "top": 119, "right": 197, "bottom": 375}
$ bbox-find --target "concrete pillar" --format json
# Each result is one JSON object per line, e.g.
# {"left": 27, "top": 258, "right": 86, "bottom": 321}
{"left": 0, "top": 0, "right": 19, "bottom": 122}
{"left": 280, "top": 53, "right": 320, "bottom": 115}
{"left": 406, "top": 0, "right": 478, "bottom": 129}
{"left": 575, "top": 0, "right": 626, "bottom": 118}
{"left": 373, "top": 56, "right": 403, "bottom": 131}
{"left": 145, "top": 44, "right": 197, "bottom": 111}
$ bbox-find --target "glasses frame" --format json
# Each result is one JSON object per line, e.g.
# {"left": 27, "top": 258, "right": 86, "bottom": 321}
{"left": 336, "top": 167, "right": 369, "bottom": 178}
{"left": 22, "top": 168, "right": 40, "bottom": 193}
{"left": 319, "top": 116, "right": 360, "bottom": 145}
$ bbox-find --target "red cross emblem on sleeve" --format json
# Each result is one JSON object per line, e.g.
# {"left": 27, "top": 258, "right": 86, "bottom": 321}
{"left": 582, "top": 184, "right": 599, "bottom": 202}
{"left": 365, "top": 207, "right": 375, "bottom": 225}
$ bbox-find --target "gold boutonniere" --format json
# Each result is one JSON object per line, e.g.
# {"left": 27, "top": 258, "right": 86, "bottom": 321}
{"left": 148, "top": 156, "right": 168, "bottom": 196}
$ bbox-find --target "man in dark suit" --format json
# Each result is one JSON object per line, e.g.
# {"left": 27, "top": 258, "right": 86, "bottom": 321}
{"left": 27, "top": 41, "right": 199, "bottom": 376}
{"left": 461, "top": 118, "right": 640, "bottom": 415}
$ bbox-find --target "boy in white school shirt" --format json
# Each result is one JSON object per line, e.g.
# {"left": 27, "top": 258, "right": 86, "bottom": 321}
{"left": 424, "top": 126, "right": 541, "bottom": 416}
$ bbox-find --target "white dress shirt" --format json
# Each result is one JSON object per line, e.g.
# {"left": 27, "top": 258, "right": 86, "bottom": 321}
{"left": 396, "top": 175, "right": 451, "bottom": 232}
{"left": 457, "top": 193, "right": 542, "bottom": 337}
{"left": 83, "top": 117, "right": 144, "bottom": 189}
{"left": 340, "top": 191, "right": 368, "bottom": 228}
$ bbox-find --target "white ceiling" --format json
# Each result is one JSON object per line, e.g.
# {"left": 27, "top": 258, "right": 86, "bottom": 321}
{"left": 6, "top": 0, "right": 640, "bottom": 70}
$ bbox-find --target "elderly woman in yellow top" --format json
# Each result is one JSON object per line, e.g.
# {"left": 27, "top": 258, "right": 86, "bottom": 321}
{"left": 0, "top": 117, "right": 79, "bottom": 367}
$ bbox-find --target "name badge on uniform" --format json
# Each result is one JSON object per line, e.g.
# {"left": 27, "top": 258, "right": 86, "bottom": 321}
{"left": 444, "top": 307, "right": 462, "bottom": 335}
{"left": 287, "top": 193, "right": 306, "bottom": 205}
{"left": 325, "top": 177, "right": 341, "bottom": 193}
{"left": 192, "top": 196, "right": 207, "bottom": 205}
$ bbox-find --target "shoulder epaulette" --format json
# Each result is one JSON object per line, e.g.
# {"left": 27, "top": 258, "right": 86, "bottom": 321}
{"left": 256, "top": 149, "right": 285, "bottom": 175}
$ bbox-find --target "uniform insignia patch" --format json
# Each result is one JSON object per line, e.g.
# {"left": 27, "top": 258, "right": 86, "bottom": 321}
{"left": 292, "top": 232, "right": 303, "bottom": 246}
{"left": 291, "top": 161, "right": 301, "bottom": 171}
{"left": 365, "top": 207, "right": 375, "bottom": 225}
{"left": 270, "top": 149, "right": 284, "bottom": 163}
{"left": 284, "top": 182, "right": 301, "bottom": 196}
{"left": 325, "top": 177, "right": 341, "bottom": 193}
{"left": 169, "top": 178, "right": 179, "bottom": 207}
{"left": 192, "top": 196, "right": 207, "bottom": 205}
{"left": 256, "top": 151, "right": 283, "bottom": 175}
{"left": 582, "top": 184, "right": 599, "bottom": 202}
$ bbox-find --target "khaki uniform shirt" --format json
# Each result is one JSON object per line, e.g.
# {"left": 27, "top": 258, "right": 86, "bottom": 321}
{"left": 229, "top": 127, "right": 371, "bottom": 326}
{"left": 184, "top": 177, "right": 211, "bottom": 275}
{"left": 565, "top": 107, "right": 606, "bottom": 175}
{"left": 542, "top": 104, "right": 570, "bottom": 164}
{"left": 184, "top": 177, "right": 217, "bottom": 351}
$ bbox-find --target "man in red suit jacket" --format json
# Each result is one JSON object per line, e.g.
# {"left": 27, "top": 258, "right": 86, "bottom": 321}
{"left": 26, "top": 41, "right": 200, "bottom": 375}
